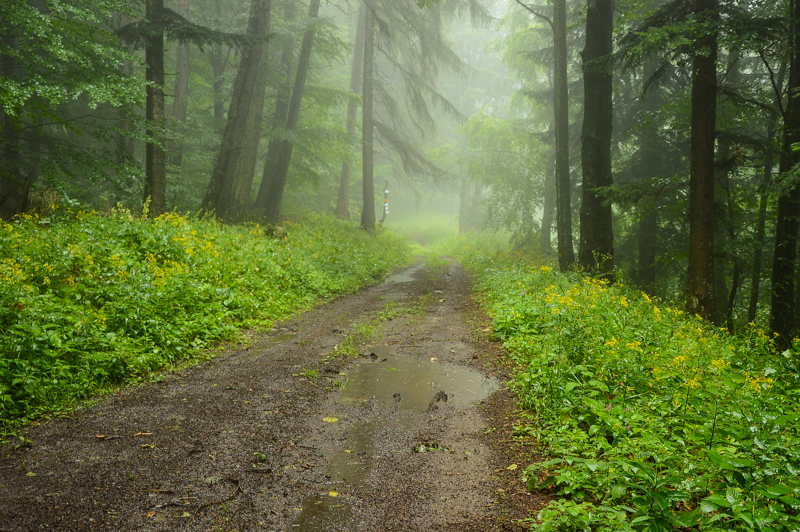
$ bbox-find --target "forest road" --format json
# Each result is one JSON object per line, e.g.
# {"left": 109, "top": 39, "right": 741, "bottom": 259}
{"left": 0, "top": 258, "right": 549, "bottom": 531}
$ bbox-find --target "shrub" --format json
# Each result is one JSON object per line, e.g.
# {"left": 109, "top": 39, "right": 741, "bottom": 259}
{"left": 0, "top": 210, "right": 409, "bottom": 430}
{"left": 464, "top": 251, "right": 800, "bottom": 532}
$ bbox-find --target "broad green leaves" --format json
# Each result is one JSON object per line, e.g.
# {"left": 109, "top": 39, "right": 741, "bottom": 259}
{"left": 463, "top": 249, "right": 800, "bottom": 531}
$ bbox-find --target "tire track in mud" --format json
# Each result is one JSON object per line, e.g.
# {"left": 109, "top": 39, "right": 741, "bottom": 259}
{"left": 0, "top": 259, "right": 545, "bottom": 531}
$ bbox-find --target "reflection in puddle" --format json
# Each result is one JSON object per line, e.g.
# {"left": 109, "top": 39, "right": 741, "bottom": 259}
{"left": 288, "top": 345, "right": 497, "bottom": 531}
{"left": 385, "top": 263, "right": 424, "bottom": 283}
{"left": 290, "top": 495, "right": 358, "bottom": 530}
{"left": 339, "top": 347, "right": 497, "bottom": 412}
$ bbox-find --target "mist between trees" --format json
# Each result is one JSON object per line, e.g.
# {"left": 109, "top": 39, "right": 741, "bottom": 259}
{"left": 3, "top": 0, "right": 800, "bottom": 339}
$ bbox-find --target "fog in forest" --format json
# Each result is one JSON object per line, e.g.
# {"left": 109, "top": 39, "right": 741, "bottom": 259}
{"left": 4, "top": 0, "right": 800, "bottom": 334}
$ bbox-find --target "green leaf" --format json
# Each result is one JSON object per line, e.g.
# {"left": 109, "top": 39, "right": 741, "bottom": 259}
{"left": 725, "top": 487, "right": 742, "bottom": 505}
{"left": 700, "top": 500, "right": 718, "bottom": 513}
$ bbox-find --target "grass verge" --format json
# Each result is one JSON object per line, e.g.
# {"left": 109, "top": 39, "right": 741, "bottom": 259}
{"left": 0, "top": 209, "right": 410, "bottom": 433}
{"left": 460, "top": 248, "right": 800, "bottom": 532}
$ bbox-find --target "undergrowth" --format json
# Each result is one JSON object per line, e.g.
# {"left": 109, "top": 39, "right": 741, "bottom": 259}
{"left": 460, "top": 249, "right": 800, "bottom": 532}
{"left": 0, "top": 209, "right": 409, "bottom": 432}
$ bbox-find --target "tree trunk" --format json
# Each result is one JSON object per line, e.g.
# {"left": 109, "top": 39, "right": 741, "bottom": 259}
{"left": 750, "top": 72, "right": 783, "bottom": 322}
{"left": 771, "top": 0, "right": 800, "bottom": 346}
{"left": 145, "top": 0, "right": 167, "bottom": 217}
{"left": 541, "top": 151, "right": 555, "bottom": 256}
{"left": 686, "top": 0, "right": 717, "bottom": 320}
{"left": 335, "top": 3, "right": 367, "bottom": 221}
{"left": 169, "top": 0, "right": 191, "bottom": 169}
{"left": 254, "top": 1, "right": 297, "bottom": 212}
{"left": 715, "top": 49, "right": 741, "bottom": 328}
{"left": 209, "top": 44, "right": 228, "bottom": 134}
{"left": 470, "top": 181, "right": 484, "bottom": 227}
{"left": 115, "top": 13, "right": 135, "bottom": 166}
{"left": 554, "top": 0, "right": 575, "bottom": 270}
{"left": 201, "top": 0, "right": 271, "bottom": 222}
{"left": 259, "top": 0, "right": 322, "bottom": 222}
{"left": 360, "top": 5, "right": 376, "bottom": 233}
{"left": 638, "top": 202, "right": 658, "bottom": 291}
{"left": 578, "top": 0, "right": 614, "bottom": 278}
{"left": 459, "top": 178, "right": 471, "bottom": 234}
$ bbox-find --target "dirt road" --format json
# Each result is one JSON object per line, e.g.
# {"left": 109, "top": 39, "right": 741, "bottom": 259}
{"left": 1, "top": 259, "right": 546, "bottom": 531}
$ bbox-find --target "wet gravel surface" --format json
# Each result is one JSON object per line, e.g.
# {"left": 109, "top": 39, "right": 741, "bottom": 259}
{"left": 0, "top": 259, "right": 551, "bottom": 531}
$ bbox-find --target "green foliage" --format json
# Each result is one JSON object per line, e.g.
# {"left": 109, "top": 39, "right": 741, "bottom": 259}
{"left": 115, "top": 7, "right": 250, "bottom": 51}
{"left": 463, "top": 249, "right": 800, "bottom": 531}
{"left": 1, "top": 0, "right": 142, "bottom": 116}
{"left": 462, "top": 112, "right": 545, "bottom": 247}
{"left": 0, "top": 210, "right": 409, "bottom": 430}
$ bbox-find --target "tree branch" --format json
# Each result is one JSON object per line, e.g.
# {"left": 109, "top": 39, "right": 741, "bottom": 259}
{"left": 514, "top": 0, "right": 552, "bottom": 29}
{"left": 759, "top": 51, "right": 786, "bottom": 121}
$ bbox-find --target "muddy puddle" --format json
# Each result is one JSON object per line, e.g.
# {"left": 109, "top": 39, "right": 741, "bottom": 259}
{"left": 289, "top": 346, "right": 498, "bottom": 530}
{"left": 385, "top": 262, "right": 425, "bottom": 283}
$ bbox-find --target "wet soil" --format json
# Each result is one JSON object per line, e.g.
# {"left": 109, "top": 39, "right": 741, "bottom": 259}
{"left": 0, "top": 259, "right": 551, "bottom": 531}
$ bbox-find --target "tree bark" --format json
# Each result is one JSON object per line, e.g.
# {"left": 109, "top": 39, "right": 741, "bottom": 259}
{"left": 360, "top": 4, "right": 376, "bottom": 233}
{"left": 578, "top": 0, "right": 614, "bottom": 278}
{"left": 254, "top": 1, "right": 297, "bottom": 212}
{"left": 686, "top": 0, "right": 718, "bottom": 320}
{"left": 145, "top": 0, "right": 167, "bottom": 217}
{"left": 749, "top": 80, "right": 782, "bottom": 323}
{"left": 554, "top": 0, "right": 575, "bottom": 270}
{"left": 771, "top": 0, "right": 800, "bottom": 346}
{"left": 169, "top": 0, "right": 191, "bottom": 169}
{"left": 714, "top": 49, "right": 741, "bottom": 328}
{"left": 201, "top": 0, "right": 271, "bottom": 222}
{"left": 335, "top": 3, "right": 367, "bottom": 220}
{"left": 258, "top": 0, "right": 322, "bottom": 222}
{"left": 541, "top": 151, "right": 555, "bottom": 255}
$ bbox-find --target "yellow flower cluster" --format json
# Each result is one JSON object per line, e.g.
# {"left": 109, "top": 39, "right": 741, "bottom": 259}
{"left": 743, "top": 372, "right": 775, "bottom": 392}
{"left": 1, "top": 258, "right": 26, "bottom": 285}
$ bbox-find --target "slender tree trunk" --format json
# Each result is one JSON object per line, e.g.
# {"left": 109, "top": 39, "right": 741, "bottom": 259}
{"left": 686, "top": 0, "right": 718, "bottom": 320}
{"left": 541, "top": 151, "right": 555, "bottom": 255}
{"left": 145, "top": 0, "right": 167, "bottom": 217}
{"left": 554, "top": 0, "right": 575, "bottom": 270}
{"left": 259, "top": 0, "right": 322, "bottom": 222}
{"left": 638, "top": 203, "right": 658, "bottom": 291}
{"left": 169, "top": 0, "right": 191, "bottom": 169}
{"left": 636, "top": 59, "right": 663, "bottom": 293}
{"left": 459, "top": 178, "right": 471, "bottom": 234}
{"left": 749, "top": 127, "right": 774, "bottom": 323}
{"left": 336, "top": 3, "right": 367, "bottom": 220}
{"left": 360, "top": 5, "right": 376, "bottom": 233}
{"left": 201, "top": 0, "right": 271, "bottom": 222}
{"left": 115, "top": 13, "right": 135, "bottom": 166}
{"left": 470, "top": 181, "right": 484, "bottom": 227}
{"left": 715, "top": 49, "right": 741, "bottom": 328}
{"left": 209, "top": 44, "right": 228, "bottom": 134}
{"left": 579, "top": 0, "right": 614, "bottom": 278}
{"left": 771, "top": 0, "right": 800, "bottom": 346}
{"left": 750, "top": 62, "right": 784, "bottom": 322}
{"left": 254, "top": 1, "right": 297, "bottom": 212}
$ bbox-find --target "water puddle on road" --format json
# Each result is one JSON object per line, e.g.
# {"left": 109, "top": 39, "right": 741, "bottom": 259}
{"left": 385, "top": 263, "right": 425, "bottom": 284}
{"left": 288, "top": 346, "right": 498, "bottom": 531}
